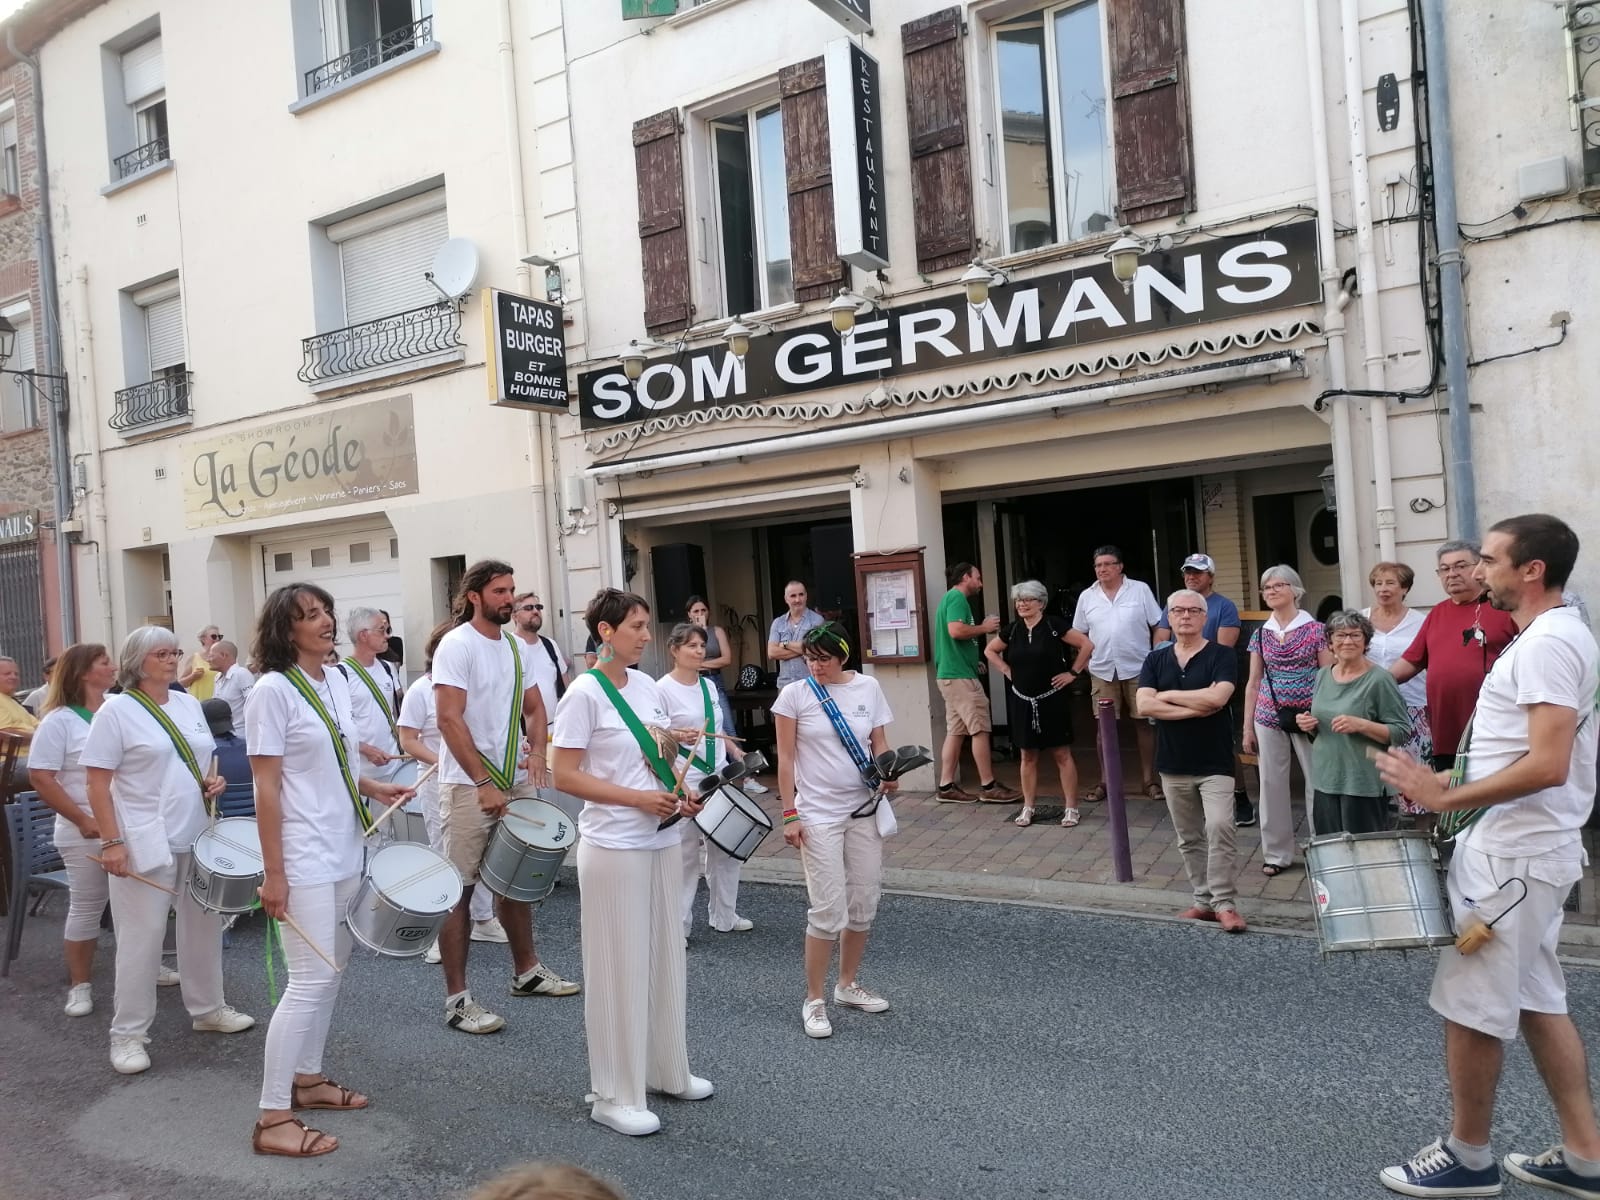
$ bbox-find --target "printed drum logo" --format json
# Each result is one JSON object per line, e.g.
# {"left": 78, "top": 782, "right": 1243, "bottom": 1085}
{"left": 1314, "top": 880, "right": 1331, "bottom": 912}
{"left": 216, "top": 855, "right": 235, "bottom": 871}
{"left": 396, "top": 926, "right": 430, "bottom": 942}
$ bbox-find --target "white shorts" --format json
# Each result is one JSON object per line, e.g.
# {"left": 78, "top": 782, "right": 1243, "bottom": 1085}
{"left": 1428, "top": 842, "right": 1584, "bottom": 1041}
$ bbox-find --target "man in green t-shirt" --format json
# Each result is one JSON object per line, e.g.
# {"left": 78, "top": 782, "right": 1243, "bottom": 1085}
{"left": 934, "top": 563, "right": 1020, "bottom": 803}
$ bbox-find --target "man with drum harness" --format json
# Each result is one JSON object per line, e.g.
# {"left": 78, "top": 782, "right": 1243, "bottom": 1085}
{"left": 1377, "top": 514, "right": 1600, "bottom": 1199}
{"left": 433, "top": 560, "right": 579, "bottom": 1036}
{"left": 343, "top": 607, "right": 404, "bottom": 778}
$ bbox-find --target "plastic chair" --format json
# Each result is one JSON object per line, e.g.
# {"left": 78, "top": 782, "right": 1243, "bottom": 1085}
{"left": 3, "top": 792, "right": 68, "bottom": 976}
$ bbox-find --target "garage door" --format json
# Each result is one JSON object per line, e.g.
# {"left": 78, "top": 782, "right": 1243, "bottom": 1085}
{"left": 257, "top": 522, "right": 405, "bottom": 657}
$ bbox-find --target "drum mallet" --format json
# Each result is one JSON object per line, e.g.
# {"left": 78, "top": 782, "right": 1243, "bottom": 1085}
{"left": 1454, "top": 877, "right": 1529, "bottom": 955}
{"left": 364, "top": 762, "right": 438, "bottom": 839}
{"left": 275, "top": 910, "right": 342, "bottom": 973}
{"left": 89, "top": 856, "right": 177, "bottom": 895}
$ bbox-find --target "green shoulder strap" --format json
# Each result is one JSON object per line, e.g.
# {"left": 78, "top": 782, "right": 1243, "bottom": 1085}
{"left": 588, "top": 668, "right": 676, "bottom": 790}
{"left": 476, "top": 635, "right": 525, "bottom": 791}
{"left": 124, "top": 688, "right": 205, "bottom": 795}
{"left": 286, "top": 667, "right": 374, "bottom": 834}
{"left": 342, "top": 657, "right": 401, "bottom": 744}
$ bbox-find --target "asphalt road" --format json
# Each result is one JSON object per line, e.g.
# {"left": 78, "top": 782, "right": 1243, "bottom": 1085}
{"left": 1, "top": 879, "right": 1596, "bottom": 1200}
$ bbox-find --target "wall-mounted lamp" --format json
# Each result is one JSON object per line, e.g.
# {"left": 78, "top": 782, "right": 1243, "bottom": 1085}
{"left": 1106, "top": 234, "right": 1144, "bottom": 291}
{"left": 828, "top": 288, "right": 882, "bottom": 336}
{"left": 520, "top": 253, "right": 565, "bottom": 304}
{"left": 959, "top": 260, "right": 1010, "bottom": 309}
{"left": 1334, "top": 268, "right": 1359, "bottom": 313}
{"left": 1319, "top": 463, "right": 1338, "bottom": 513}
{"left": 620, "top": 336, "right": 682, "bottom": 382}
{"left": 723, "top": 315, "right": 774, "bottom": 359}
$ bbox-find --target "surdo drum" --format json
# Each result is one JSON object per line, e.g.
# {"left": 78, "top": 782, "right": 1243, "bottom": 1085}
{"left": 378, "top": 759, "right": 429, "bottom": 845}
{"left": 188, "top": 818, "right": 265, "bottom": 914}
{"left": 478, "top": 797, "right": 576, "bottom": 903}
{"left": 693, "top": 784, "right": 772, "bottom": 862}
{"left": 1305, "top": 831, "right": 1455, "bottom": 954}
{"left": 346, "top": 843, "right": 463, "bottom": 957}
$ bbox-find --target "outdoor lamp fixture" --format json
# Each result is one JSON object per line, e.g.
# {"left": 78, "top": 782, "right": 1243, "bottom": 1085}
{"left": 1106, "top": 232, "right": 1144, "bottom": 292}
{"left": 959, "top": 260, "right": 1010, "bottom": 309}
{"left": 0, "top": 312, "right": 15, "bottom": 366}
{"left": 828, "top": 288, "right": 882, "bottom": 336}
{"left": 520, "top": 253, "right": 565, "bottom": 304}
{"left": 1319, "top": 463, "right": 1338, "bottom": 513}
{"left": 723, "top": 316, "right": 774, "bottom": 359}
{"left": 620, "top": 336, "right": 680, "bottom": 382}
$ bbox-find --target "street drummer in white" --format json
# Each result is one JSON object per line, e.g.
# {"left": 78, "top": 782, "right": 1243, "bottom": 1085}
{"left": 432, "top": 560, "right": 578, "bottom": 1037}
{"left": 342, "top": 607, "right": 404, "bottom": 780}
{"left": 246, "top": 583, "right": 412, "bottom": 1158}
{"left": 657, "top": 622, "right": 754, "bottom": 936}
{"left": 1377, "top": 513, "right": 1600, "bottom": 1198}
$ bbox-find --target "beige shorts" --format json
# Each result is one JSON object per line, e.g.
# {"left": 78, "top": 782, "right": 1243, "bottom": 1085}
{"left": 938, "top": 677, "right": 992, "bottom": 736}
{"left": 1090, "top": 675, "right": 1141, "bottom": 718}
{"left": 799, "top": 817, "right": 883, "bottom": 941}
{"left": 439, "top": 780, "right": 541, "bottom": 886}
{"left": 1428, "top": 842, "right": 1583, "bottom": 1041}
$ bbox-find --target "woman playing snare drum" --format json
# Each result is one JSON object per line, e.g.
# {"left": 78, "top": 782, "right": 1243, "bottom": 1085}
{"left": 83, "top": 625, "right": 252, "bottom": 1076}
{"left": 772, "top": 622, "right": 896, "bottom": 1040}
{"left": 657, "top": 622, "right": 754, "bottom": 937}
{"left": 246, "top": 583, "right": 411, "bottom": 1157}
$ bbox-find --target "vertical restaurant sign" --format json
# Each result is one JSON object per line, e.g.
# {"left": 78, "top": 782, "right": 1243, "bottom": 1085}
{"left": 181, "top": 395, "right": 419, "bottom": 528}
{"left": 806, "top": 0, "right": 871, "bottom": 34}
{"left": 826, "top": 38, "right": 888, "bottom": 270}
{"left": 483, "top": 287, "right": 568, "bottom": 410}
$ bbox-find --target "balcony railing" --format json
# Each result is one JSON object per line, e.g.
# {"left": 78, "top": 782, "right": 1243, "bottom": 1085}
{"left": 113, "top": 136, "right": 171, "bottom": 180}
{"left": 298, "top": 301, "right": 465, "bottom": 384}
{"left": 111, "top": 372, "right": 192, "bottom": 434}
{"left": 1572, "top": 1, "right": 1600, "bottom": 186}
{"left": 305, "top": 15, "right": 432, "bottom": 95}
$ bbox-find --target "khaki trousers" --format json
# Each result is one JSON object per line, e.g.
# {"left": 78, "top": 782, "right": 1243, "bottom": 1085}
{"left": 1160, "top": 773, "right": 1240, "bottom": 910}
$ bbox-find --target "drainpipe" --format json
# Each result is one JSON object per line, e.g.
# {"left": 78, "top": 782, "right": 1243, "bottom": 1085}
{"left": 73, "top": 265, "right": 114, "bottom": 642}
{"left": 1340, "top": 0, "right": 1398, "bottom": 563}
{"left": 1304, "top": 0, "right": 1363, "bottom": 604}
{"left": 7, "top": 29, "right": 75, "bottom": 644}
{"left": 1419, "top": 0, "right": 1476, "bottom": 538}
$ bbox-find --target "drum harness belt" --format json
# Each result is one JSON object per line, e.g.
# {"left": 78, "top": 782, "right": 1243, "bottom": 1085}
{"left": 805, "top": 677, "right": 884, "bottom": 819}
{"left": 286, "top": 666, "right": 374, "bottom": 835}
{"left": 472, "top": 634, "right": 525, "bottom": 793}
{"left": 588, "top": 669, "right": 679, "bottom": 825}
{"left": 124, "top": 687, "right": 207, "bottom": 800}
{"left": 679, "top": 680, "right": 717, "bottom": 775}
{"left": 343, "top": 656, "right": 402, "bottom": 750}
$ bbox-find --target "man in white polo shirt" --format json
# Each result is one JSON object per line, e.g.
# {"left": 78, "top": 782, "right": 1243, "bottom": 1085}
{"left": 206, "top": 640, "right": 254, "bottom": 733}
{"left": 1071, "top": 545, "right": 1163, "bottom": 801}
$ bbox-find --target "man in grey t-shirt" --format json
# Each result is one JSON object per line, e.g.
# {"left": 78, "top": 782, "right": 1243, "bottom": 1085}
{"left": 766, "top": 580, "right": 825, "bottom": 686}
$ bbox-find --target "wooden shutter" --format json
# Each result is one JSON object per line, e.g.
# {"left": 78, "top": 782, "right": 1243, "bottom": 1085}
{"left": 780, "top": 58, "right": 847, "bottom": 302}
{"left": 145, "top": 295, "right": 185, "bottom": 371}
{"left": 121, "top": 37, "right": 164, "bottom": 104}
{"left": 902, "top": 8, "right": 974, "bottom": 273}
{"left": 633, "top": 109, "right": 692, "bottom": 335}
{"left": 1107, "top": 0, "right": 1194, "bottom": 224}
{"left": 340, "top": 206, "right": 449, "bottom": 325}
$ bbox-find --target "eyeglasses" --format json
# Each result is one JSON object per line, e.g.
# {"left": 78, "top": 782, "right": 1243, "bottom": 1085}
{"left": 1015, "top": 597, "right": 1043, "bottom": 604}
{"left": 516, "top": 604, "right": 543, "bottom": 612}
{"left": 1168, "top": 606, "right": 1206, "bottom": 617}
{"left": 1261, "top": 583, "right": 1291, "bottom": 593}
{"left": 150, "top": 649, "right": 183, "bottom": 660}
{"left": 1329, "top": 631, "right": 1367, "bottom": 641}
{"left": 1437, "top": 563, "right": 1474, "bottom": 575}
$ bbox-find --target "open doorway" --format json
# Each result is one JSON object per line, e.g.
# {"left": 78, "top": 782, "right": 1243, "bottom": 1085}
{"left": 1251, "top": 490, "right": 1342, "bottom": 619}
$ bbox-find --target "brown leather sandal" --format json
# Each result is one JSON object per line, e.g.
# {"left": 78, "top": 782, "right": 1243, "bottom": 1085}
{"left": 292, "top": 1077, "right": 369, "bottom": 1111}
{"left": 252, "top": 1115, "right": 338, "bottom": 1157}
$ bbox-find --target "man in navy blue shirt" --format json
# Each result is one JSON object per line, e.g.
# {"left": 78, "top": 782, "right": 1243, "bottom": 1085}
{"left": 202, "top": 699, "right": 252, "bottom": 789}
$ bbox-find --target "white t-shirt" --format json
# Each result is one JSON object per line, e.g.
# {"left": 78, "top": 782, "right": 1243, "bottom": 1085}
{"left": 343, "top": 657, "right": 401, "bottom": 776}
{"left": 29, "top": 706, "right": 94, "bottom": 847}
{"left": 80, "top": 690, "right": 215, "bottom": 871}
{"left": 1072, "top": 579, "right": 1163, "bottom": 680}
{"left": 244, "top": 670, "right": 364, "bottom": 887}
{"left": 432, "top": 624, "right": 540, "bottom": 787}
{"left": 1362, "top": 606, "right": 1427, "bottom": 708}
{"left": 552, "top": 669, "right": 677, "bottom": 851}
{"left": 213, "top": 664, "right": 255, "bottom": 732}
{"left": 656, "top": 672, "right": 729, "bottom": 794}
{"left": 1460, "top": 605, "right": 1599, "bottom": 858}
{"left": 523, "top": 634, "right": 569, "bottom": 729}
{"left": 397, "top": 674, "right": 439, "bottom": 755}
{"left": 770, "top": 673, "right": 894, "bottom": 823}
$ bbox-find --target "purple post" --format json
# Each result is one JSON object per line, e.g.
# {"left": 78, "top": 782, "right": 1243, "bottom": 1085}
{"left": 1094, "top": 697, "right": 1134, "bottom": 882}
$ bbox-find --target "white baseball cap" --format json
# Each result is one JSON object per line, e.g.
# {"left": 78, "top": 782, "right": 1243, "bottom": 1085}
{"left": 1181, "top": 554, "right": 1216, "bottom": 573}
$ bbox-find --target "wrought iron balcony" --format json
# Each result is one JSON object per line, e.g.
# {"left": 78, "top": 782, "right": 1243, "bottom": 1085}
{"left": 298, "top": 300, "right": 464, "bottom": 384}
{"left": 111, "top": 372, "right": 192, "bottom": 434}
{"left": 1572, "top": 1, "right": 1600, "bottom": 186}
{"left": 305, "top": 15, "right": 432, "bottom": 95}
{"left": 113, "top": 136, "right": 170, "bottom": 180}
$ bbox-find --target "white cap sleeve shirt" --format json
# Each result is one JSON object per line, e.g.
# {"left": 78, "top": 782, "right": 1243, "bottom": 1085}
{"left": 552, "top": 670, "right": 678, "bottom": 851}
{"left": 655, "top": 673, "right": 729, "bottom": 794}
{"left": 431, "top": 624, "right": 540, "bottom": 787}
{"left": 397, "top": 674, "right": 440, "bottom": 755}
{"left": 244, "top": 670, "right": 364, "bottom": 887}
{"left": 770, "top": 673, "right": 894, "bottom": 823}
{"left": 30, "top": 707, "right": 94, "bottom": 846}
{"left": 80, "top": 691, "right": 215, "bottom": 866}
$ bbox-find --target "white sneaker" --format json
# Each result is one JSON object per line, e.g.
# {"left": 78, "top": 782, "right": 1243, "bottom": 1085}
{"left": 803, "top": 998, "right": 832, "bottom": 1039}
{"left": 423, "top": 939, "right": 441, "bottom": 964}
{"left": 744, "top": 779, "right": 770, "bottom": 795}
{"left": 110, "top": 1035, "right": 150, "bottom": 1074}
{"left": 834, "top": 981, "right": 889, "bottom": 1012}
{"left": 590, "top": 1100, "right": 660, "bottom": 1136}
{"left": 192, "top": 1004, "right": 255, "bottom": 1033}
{"left": 652, "top": 1075, "right": 714, "bottom": 1101}
{"left": 64, "top": 983, "right": 94, "bottom": 1018}
{"left": 470, "top": 917, "right": 509, "bottom": 943}
{"left": 156, "top": 964, "right": 181, "bottom": 987}
{"left": 716, "top": 917, "right": 754, "bottom": 933}
{"left": 445, "top": 993, "right": 505, "bottom": 1034}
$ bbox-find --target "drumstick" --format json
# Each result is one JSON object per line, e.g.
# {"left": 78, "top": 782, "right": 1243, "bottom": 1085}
{"left": 277, "top": 911, "right": 342, "bottom": 973}
{"left": 88, "top": 855, "right": 177, "bottom": 895}
{"left": 364, "top": 761, "right": 439, "bottom": 838}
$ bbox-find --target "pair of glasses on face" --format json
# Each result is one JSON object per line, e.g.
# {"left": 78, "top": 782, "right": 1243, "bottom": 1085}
{"left": 151, "top": 649, "right": 183, "bottom": 661}
{"left": 517, "top": 604, "right": 544, "bottom": 613}
{"left": 1168, "top": 606, "right": 1205, "bottom": 617}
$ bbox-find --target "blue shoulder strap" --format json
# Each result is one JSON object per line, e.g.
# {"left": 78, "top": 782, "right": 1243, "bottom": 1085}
{"left": 805, "top": 676, "right": 874, "bottom": 780}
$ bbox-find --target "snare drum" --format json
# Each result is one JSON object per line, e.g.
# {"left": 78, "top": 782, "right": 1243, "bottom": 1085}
{"left": 188, "top": 818, "right": 265, "bottom": 914}
{"left": 693, "top": 784, "right": 772, "bottom": 862}
{"left": 346, "top": 843, "right": 463, "bottom": 957}
{"left": 1305, "top": 831, "right": 1455, "bottom": 953}
{"left": 378, "top": 759, "right": 429, "bottom": 845}
{"left": 479, "top": 797, "right": 576, "bottom": 903}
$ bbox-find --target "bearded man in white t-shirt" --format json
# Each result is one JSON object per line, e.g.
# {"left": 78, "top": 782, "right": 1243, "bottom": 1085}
{"left": 1377, "top": 513, "right": 1600, "bottom": 1200}
{"left": 432, "top": 560, "right": 579, "bottom": 1036}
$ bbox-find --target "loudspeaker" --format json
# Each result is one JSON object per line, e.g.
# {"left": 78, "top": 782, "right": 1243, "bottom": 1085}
{"left": 651, "top": 542, "right": 706, "bottom": 622}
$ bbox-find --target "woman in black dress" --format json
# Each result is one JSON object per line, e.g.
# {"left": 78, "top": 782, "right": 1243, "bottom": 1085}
{"left": 985, "top": 580, "right": 1090, "bottom": 828}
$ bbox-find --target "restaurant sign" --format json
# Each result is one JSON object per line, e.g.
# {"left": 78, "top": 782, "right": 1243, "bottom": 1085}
{"left": 182, "top": 395, "right": 419, "bottom": 528}
{"left": 577, "top": 221, "right": 1320, "bottom": 428}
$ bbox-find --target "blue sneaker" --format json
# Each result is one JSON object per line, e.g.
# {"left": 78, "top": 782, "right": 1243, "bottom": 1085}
{"left": 1380, "top": 1138, "right": 1503, "bottom": 1196}
{"left": 1504, "top": 1147, "right": 1600, "bottom": 1199}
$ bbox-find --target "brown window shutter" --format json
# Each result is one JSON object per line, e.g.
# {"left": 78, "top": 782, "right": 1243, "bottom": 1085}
{"left": 633, "top": 109, "right": 692, "bottom": 335}
{"left": 779, "top": 57, "right": 847, "bottom": 303}
{"left": 902, "top": 7, "right": 975, "bottom": 274}
{"left": 1107, "top": 0, "right": 1194, "bottom": 224}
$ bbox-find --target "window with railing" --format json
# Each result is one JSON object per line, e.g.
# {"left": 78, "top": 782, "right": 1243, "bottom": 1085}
{"left": 1571, "top": 0, "right": 1600, "bottom": 187}
{"left": 297, "top": 300, "right": 463, "bottom": 383}
{"left": 113, "top": 35, "right": 171, "bottom": 180}
{"left": 111, "top": 371, "right": 192, "bottom": 433}
{"left": 305, "top": 1, "right": 432, "bottom": 96}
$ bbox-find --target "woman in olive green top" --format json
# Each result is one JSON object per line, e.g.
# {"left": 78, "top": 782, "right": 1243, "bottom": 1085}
{"left": 1295, "top": 611, "right": 1411, "bottom": 835}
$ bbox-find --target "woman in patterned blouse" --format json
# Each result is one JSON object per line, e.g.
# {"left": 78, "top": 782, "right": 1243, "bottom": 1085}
{"left": 1241, "top": 565, "right": 1332, "bottom": 875}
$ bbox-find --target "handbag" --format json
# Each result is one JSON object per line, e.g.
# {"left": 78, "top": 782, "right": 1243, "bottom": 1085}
{"left": 1263, "top": 661, "right": 1312, "bottom": 737}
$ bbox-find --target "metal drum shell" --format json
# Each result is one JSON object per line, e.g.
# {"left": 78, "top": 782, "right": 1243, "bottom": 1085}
{"left": 377, "top": 760, "right": 430, "bottom": 845}
{"left": 346, "top": 843, "right": 463, "bottom": 957}
{"left": 692, "top": 784, "right": 772, "bottom": 862}
{"left": 188, "top": 818, "right": 265, "bottom": 914}
{"left": 1306, "top": 830, "right": 1455, "bottom": 953}
{"left": 478, "top": 797, "right": 577, "bottom": 903}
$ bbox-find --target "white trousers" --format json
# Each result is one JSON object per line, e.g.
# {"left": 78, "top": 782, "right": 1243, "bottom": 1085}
{"left": 679, "top": 821, "right": 743, "bottom": 934}
{"left": 799, "top": 817, "right": 883, "bottom": 941}
{"left": 108, "top": 850, "right": 226, "bottom": 1039}
{"left": 259, "top": 874, "right": 360, "bottom": 1110}
{"left": 58, "top": 838, "right": 110, "bottom": 942}
{"left": 576, "top": 842, "right": 692, "bottom": 1109}
{"left": 1254, "top": 722, "right": 1316, "bottom": 867}
{"left": 420, "top": 776, "right": 493, "bottom": 923}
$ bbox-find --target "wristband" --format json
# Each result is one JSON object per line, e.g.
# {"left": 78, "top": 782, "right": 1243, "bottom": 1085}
{"left": 473, "top": 777, "right": 494, "bottom": 788}
{"left": 100, "top": 837, "right": 125, "bottom": 849}
{"left": 782, "top": 808, "right": 800, "bottom": 825}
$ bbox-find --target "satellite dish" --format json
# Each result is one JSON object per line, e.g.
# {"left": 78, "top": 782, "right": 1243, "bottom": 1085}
{"left": 428, "top": 238, "right": 480, "bottom": 300}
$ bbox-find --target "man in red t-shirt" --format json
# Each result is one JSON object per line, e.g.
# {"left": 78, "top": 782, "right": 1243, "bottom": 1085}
{"left": 1391, "top": 539, "right": 1519, "bottom": 769}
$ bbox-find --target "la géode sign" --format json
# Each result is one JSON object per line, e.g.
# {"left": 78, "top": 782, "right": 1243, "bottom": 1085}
{"left": 578, "top": 221, "right": 1319, "bottom": 428}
